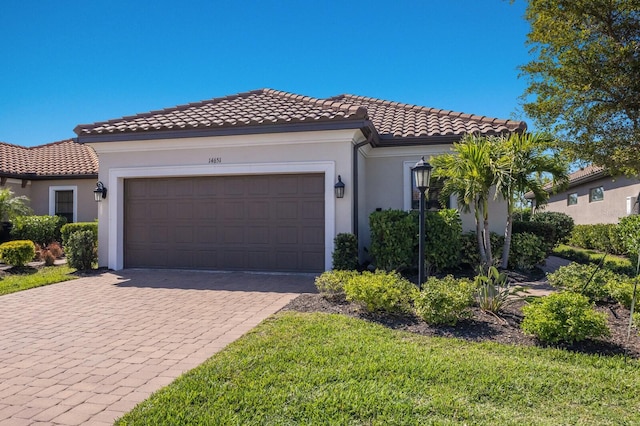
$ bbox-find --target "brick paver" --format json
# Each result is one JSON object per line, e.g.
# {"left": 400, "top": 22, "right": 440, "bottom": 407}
{"left": 0, "top": 269, "right": 314, "bottom": 425}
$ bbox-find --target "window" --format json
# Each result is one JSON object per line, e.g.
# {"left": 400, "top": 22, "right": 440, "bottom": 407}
{"left": 49, "top": 186, "right": 77, "bottom": 223}
{"left": 589, "top": 186, "right": 604, "bottom": 202}
{"left": 567, "top": 192, "right": 578, "bottom": 206}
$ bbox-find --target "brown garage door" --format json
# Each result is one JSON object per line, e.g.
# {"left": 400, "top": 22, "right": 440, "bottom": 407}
{"left": 124, "top": 174, "right": 325, "bottom": 272}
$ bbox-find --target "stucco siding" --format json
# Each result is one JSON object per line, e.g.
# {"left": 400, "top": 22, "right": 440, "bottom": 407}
{"left": 544, "top": 175, "right": 640, "bottom": 224}
{"left": 89, "top": 129, "right": 360, "bottom": 270}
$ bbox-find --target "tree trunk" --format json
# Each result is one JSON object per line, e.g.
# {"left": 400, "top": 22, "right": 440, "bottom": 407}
{"left": 501, "top": 196, "right": 513, "bottom": 269}
{"left": 483, "top": 197, "right": 492, "bottom": 269}
{"left": 475, "top": 199, "right": 488, "bottom": 268}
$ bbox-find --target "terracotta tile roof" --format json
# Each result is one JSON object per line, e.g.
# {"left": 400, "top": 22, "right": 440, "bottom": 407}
{"left": 74, "top": 89, "right": 368, "bottom": 136}
{"left": 0, "top": 139, "right": 98, "bottom": 178}
{"left": 74, "top": 88, "right": 526, "bottom": 144}
{"left": 525, "top": 164, "right": 607, "bottom": 198}
{"left": 326, "top": 94, "right": 527, "bottom": 140}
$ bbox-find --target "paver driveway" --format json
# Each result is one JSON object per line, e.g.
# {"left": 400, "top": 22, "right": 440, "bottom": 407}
{"left": 0, "top": 269, "right": 315, "bottom": 425}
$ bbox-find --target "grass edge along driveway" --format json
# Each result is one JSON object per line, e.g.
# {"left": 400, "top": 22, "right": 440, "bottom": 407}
{"left": 0, "top": 265, "right": 76, "bottom": 296}
{"left": 117, "top": 311, "right": 640, "bottom": 425}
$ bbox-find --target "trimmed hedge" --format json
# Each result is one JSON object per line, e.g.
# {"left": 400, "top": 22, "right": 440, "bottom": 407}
{"left": 65, "top": 230, "right": 97, "bottom": 270}
{"left": 512, "top": 221, "right": 556, "bottom": 254}
{"left": 508, "top": 233, "right": 547, "bottom": 270}
{"left": 0, "top": 240, "right": 36, "bottom": 267}
{"left": 10, "top": 215, "right": 66, "bottom": 246}
{"left": 369, "top": 209, "right": 462, "bottom": 273}
{"left": 61, "top": 222, "right": 98, "bottom": 247}
{"left": 530, "top": 211, "right": 574, "bottom": 245}
{"left": 552, "top": 244, "right": 635, "bottom": 276}
{"left": 568, "top": 224, "right": 626, "bottom": 255}
{"left": 332, "top": 233, "right": 359, "bottom": 271}
{"left": 460, "top": 231, "right": 504, "bottom": 269}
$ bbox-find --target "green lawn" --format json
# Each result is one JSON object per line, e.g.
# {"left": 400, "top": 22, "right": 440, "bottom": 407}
{"left": 0, "top": 265, "right": 77, "bottom": 295}
{"left": 117, "top": 312, "right": 640, "bottom": 425}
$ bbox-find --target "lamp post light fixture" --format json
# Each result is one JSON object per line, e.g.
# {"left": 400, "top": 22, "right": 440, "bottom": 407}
{"left": 94, "top": 181, "right": 107, "bottom": 202}
{"left": 334, "top": 175, "right": 345, "bottom": 199}
{"left": 412, "top": 157, "right": 433, "bottom": 287}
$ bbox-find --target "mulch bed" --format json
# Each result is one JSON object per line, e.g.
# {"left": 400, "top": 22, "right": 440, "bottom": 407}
{"left": 281, "top": 285, "right": 640, "bottom": 360}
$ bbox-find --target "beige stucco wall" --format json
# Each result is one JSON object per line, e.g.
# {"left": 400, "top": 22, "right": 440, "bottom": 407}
{"left": 89, "top": 129, "right": 361, "bottom": 270}
{"left": 1, "top": 178, "right": 97, "bottom": 222}
{"left": 543, "top": 175, "right": 640, "bottom": 224}
{"left": 359, "top": 146, "right": 509, "bottom": 257}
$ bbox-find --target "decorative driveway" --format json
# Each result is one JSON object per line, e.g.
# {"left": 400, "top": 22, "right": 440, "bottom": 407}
{"left": 0, "top": 269, "right": 315, "bottom": 425}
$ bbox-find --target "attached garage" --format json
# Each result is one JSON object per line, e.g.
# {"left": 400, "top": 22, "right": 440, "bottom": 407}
{"left": 124, "top": 173, "right": 325, "bottom": 272}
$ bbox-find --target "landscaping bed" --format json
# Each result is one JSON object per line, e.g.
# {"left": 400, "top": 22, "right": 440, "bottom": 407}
{"left": 282, "top": 285, "right": 640, "bottom": 359}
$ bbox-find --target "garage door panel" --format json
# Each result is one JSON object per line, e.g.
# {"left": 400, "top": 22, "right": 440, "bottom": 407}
{"left": 125, "top": 174, "right": 324, "bottom": 272}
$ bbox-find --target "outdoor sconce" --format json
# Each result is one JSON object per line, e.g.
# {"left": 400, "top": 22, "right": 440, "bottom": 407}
{"left": 94, "top": 181, "right": 107, "bottom": 202}
{"left": 334, "top": 175, "right": 345, "bottom": 198}
{"left": 412, "top": 157, "right": 433, "bottom": 287}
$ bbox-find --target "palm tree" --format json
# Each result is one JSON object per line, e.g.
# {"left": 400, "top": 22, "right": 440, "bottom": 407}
{"left": 432, "top": 134, "right": 498, "bottom": 270}
{"left": 493, "top": 132, "right": 568, "bottom": 269}
{"left": 0, "top": 188, "right": 32, "bottom": 222}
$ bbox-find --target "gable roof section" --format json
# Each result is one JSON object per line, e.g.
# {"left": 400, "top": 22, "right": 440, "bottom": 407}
{"left": 524, "top": 165, "right": 607, "bottom": 199}
{"left": 75, "top": 88, "right": 526, "bottom": 146}
{"left": 0, "top": 139, "right": 99, "bottom": 179}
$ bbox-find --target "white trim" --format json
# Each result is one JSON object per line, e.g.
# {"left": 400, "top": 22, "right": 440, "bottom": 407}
{"left": 107, "top": 161, "right": 336, "bottom": 271}
{"left": 48, "top": 186, "right": 78, "bottom": 223}
{"left": 403, "top": 161, "right": 415, "bottom": 211}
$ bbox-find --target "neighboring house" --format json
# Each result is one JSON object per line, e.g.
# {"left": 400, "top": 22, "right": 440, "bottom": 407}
{"left": 0, "top": 139, "right": 99, "bottom": 223}
{"left": 74, "top": 88, "right": 526, "bottom": 272}
{"left": 529, "top": 165, "right": 640, "bottom": 224}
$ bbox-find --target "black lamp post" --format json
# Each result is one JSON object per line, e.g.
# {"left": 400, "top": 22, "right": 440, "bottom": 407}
{"left": 412, "top": 157, "right": 433, "bottom": 287}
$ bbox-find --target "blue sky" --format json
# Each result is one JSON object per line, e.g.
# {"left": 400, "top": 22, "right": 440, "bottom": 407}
{"left": 1, "top": 0, "right": 531, "bottom": 147}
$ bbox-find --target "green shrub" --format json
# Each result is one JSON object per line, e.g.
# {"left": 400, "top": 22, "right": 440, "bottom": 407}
{"left": 460, "top": 231, "right": 504, "bottom": 269}
{"left": 424, "top": 209, "right": 462, "bottom": 273}
{"left": 552, "top": 244, "right": 635, "bottom": 275}
{"left": 618, "top": 214, "right": 640, "bottom": 263}
{"left": 512, "top": 221, "right": 556, "bottom": 254}
{"left": 332, "top": 233, "right": 359, "bottom": 271}
{"left": 568, "top": 224, "right": 626, "bottom": 255}
{"left": 344, "top": 270, "right": 415, "bottom": 313}
{"left": 531, "top": 211, "right": 574, "bottom": 245}
{"left": 61, "top": 222, "right": 98, "bottom": 247}
{"left": 369, "top": 210, "right": 416, "bottom": 271}
{"left": 315, "top": 270, "right": 357, "bottom": 300}
{"left": 66, "top": 230, "right": 97, "bottom": 270}
{"left": 508, "top": 232, "right": 547, "bottom": 270}
{"left": 413, "top": 275, "right": 475, "bottom": 325}
{"left": 0, "top": 240, "right": 36, "bottom": 267}
{"left": 547, "top": 262, "right": 615, "bottom": 302}
{"left": 513, "top": 208, "right": 532, "bottom": 222}
{"left": 10, "top": 215, "right": 66, "bottom": 246}
{"left": 605, "top": 276, "right": 639, "bottom": 309}
{"left": 521, "top": 292, "right": 610, "bottom": 344}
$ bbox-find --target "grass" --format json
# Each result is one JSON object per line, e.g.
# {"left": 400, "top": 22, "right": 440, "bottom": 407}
{"left": 117, "top": 312, "right": 640, "bottom": 425}
{"left": 0, "top": 265, "right": 77, "bottom": 295}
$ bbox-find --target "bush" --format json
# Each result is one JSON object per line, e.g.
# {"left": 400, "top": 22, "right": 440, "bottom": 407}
{"left": 10, "top": 215, "right": 66, "bottom": 246}
{"left": 552, "top": 244, "right": 636, "bottom": 275}
{"left": 0, "top": 240, "right": 36, "bottom": 267}
{"left": 508, "top": 233, "right": 547, "bottom": 270}
{"left": 618, "top": 215, "right": 640, "bottom": 262}
{"left": 314, "top": 270, "right": 357, "bottom": 300}
{"left": 521, "top": 292, "right": 610, "bottom": 344}
{"left": 369, "top": 210, "right": 416, "bottom": 271}
{"left": 547, "top": 262, "right": 616, "bottom": 302}
{"left": 332, "top": 233, "right": 359, "bottom": 271}
{"left": 531, "top": 211, "right": 574, "bottom": 245}
{"left": 344, "top": 270, "right": 415, "bottom": 313}
{"left": 605, "top": 276, "right": 639, "bottom": 309}
{"left": 413, "top": 275, "right": 475, "bottom": 325}
{"left": 512, "top": 221, "right": 556, "bottom": 254}
{"left": 424, "top": 209, "right": 462, "bottom": 273}
{"left": 66, "top": 230, "right": 97, "bottom": 270}
{"left": 568, "top": 224, "right": 626, "bottom": 255}
{"left": 61, "top": 222, "right": 98, "bottom": 247}
{"left": 460, "top": 231, "right": 504, "bottom": 269}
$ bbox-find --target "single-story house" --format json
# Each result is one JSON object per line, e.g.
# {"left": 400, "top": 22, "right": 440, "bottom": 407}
{"left": 0, "top": 139, "right": 99, "bottom": 223}
{"left": 529, "top": 165, "right": 640, "bottom": 224}
{"left": 74, "top": 88, "right": 526, "bottom": 272}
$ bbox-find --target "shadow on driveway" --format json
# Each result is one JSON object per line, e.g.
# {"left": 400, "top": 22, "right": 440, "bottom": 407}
{"left": 111, "top": 269, "right": 318, "bottom": 293}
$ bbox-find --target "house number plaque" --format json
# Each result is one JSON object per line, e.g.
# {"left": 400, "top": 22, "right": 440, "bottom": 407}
{"left": 208, "top": 157, "right": 222, "bottom": 164}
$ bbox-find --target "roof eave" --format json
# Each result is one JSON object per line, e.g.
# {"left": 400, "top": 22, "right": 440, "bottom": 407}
{"left": 76, "top": 119, "right": 371, "bottom": 143}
